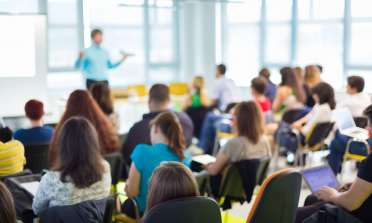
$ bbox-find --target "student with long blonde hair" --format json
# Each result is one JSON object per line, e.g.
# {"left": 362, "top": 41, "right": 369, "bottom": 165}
{"left": 183, "top": 76, "right": 210, "bottom": 111}
{"left": 142, "top": 162, "right": 199, "bottom": 219}
{"left": 303, "top": 65, "right": 322, "bottom": 108}
{"left": 204, "top": 101, "right": 270, "bottom": 195}
{"left": 122, "top": 112, "right": 192, "bottom": 218}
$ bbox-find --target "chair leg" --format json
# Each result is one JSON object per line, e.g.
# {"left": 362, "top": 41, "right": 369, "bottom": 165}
{"left": 224, "top": 209, "right": 229, "bottom": 223}
{"left": 274, "top": 133, "right": 283, "bottom": 171}
{"left": 341, "top": 139, "right": 353, "bottom": 184}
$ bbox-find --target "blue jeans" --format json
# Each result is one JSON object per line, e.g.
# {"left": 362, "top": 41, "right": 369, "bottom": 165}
{"left": 328, "top": 130, "right": 372, "bottom": 175}
{"left": 197, "top": 112, "right": 232, "bottom": 155}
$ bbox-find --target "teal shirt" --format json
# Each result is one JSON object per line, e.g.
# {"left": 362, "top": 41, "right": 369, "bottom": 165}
{"left": 75, "top": 44, "right": 121, "bottom": 81}
{"left": 130, "top": 143, "right": 191, "bottom": 213}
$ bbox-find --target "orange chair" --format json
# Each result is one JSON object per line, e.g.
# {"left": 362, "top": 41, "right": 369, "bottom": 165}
{"left": 247, "top": 168, "right": 302, "bottom": 223}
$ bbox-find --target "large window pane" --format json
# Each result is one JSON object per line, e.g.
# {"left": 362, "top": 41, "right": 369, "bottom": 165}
{"left": 350, "top": 23, "right": 372, "bottom": 65}
{"left": 227, "top": 1, "right": 261, "bottom": 23}
{"left": 266, "top": 0, "right": 292, "bottom": 21}
{"left": 150, "top": 27, "right": 174, "bottom": 63}
{"left": 90, "top": 6, "right": 143, "bottom": 26}
{"left": 351, "top": 0, "right": 372, "bottom": 18}
{"left": 298, "top": 0, "right": 310, "bottom": 20}
{"left": 149, "top": 67, "right": 176, "bottom": 83}
{"left": 297, "top": 23, "right": 344, "bottom": 89}
{"left": 149, "top": 8, "right": 173, "bottom": 25}
{"left": 98, "top": 28, "right": 146, "bottom": 87}
{"left": 313, "top": 0, "right": 344, "bottom": 19}
{"left": 48, "top": 0, "right": 77, "bottom": 25}
{"left": 48, "top": 28, "right": 79, "bottom": 68}
{"left": 225, "top": 25, "right": 260, "bottom": 87}
{"left": 47, "top": 72, "right": 84, "bottom": 89}
{"left": 0, "top": 0, "right": 38, "bottom": 13}
{"left": 265, "top": 24, "right": 291, "bottom": 64}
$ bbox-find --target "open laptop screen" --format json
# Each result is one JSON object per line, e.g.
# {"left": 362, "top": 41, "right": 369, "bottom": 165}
{"left": 333, "top": 108, "right": 355, "bottom": 131}
{"left": 302, "top": 166, "right": 339, "bottom": 193}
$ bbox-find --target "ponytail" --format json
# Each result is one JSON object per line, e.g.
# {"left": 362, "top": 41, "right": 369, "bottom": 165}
{"left": 150, "top": 112, "right": 186, "bottom": 161}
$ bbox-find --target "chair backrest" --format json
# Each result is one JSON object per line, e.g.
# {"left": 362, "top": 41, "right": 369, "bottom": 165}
{"left": 169, "top": 83, "right": 189, "bottom": 96}
{"left": 194, "top": 171, "right": 210, "bottom": 196}
{"left": 282, "top": 108, "right": 304, "bottom": 124}
{"left": 354, "top": 117, "right": 368, "bottom": 128}
{"left": 256, "top": 156, "right": 271, "bottom": 186}
{"left": 186, "top": 106, "right": 212, "bottom": 139}
{"left": 0, "top": 169, "right": 32, "bottom": 182}
{"left": 24, "top": 143, "right": 50, "bottom": 173}
{"left": 218, "top": 164, "right": 245, "bottom": 198}
{"left": 118, "top": 133, "right": 127, "bottom": 146}
{"left": 127, "top": 85, "right": 147, "bottom": 97}
{"left": 103, "top": 152, "right": 124, "bottom": 185}
{"left": 103, "top": 197, "right": 115, "bottom": 223}
{"left": 142, "top": 197, "right": 222, "bottom": 223}
{"left": 305, "top": 122, "right": 334, "bottom": 147}
{"left": 247, "top": 169, "right": 302, "bottom": 223}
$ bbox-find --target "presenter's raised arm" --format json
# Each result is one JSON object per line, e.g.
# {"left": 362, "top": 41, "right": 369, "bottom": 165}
{"left": 108, "top": 54, "right": 128, "bottom": 69}
{"left": 75, "top": 51, "right": 85, "bottom": 68}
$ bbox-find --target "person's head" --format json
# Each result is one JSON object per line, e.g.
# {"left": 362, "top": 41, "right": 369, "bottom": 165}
{"left": 304, "top": 65, "right": 322, "bottom": 90}
{"left": 192, "top": 76, "right": 205, "bottom": 93}
{"left": 293, "top": 67, "right": 304, "bottom": 83}
{"left": 0, "top": 182, "right": 17, "bottom": 223}
{"left": 25, "top": 99, "right": 44, "bottom": 121}
{"left": 52, "top": 117, "right": 105, "bottom": 188}
{"left": 234, "top": 101, "right": 264, "bottom": 144}
{"left": 149, "top": 112, "right": 186, "bottom": 161}
{"left": 49, "top": 90, "right": 119, "bottom": 167}
{"left": 89, "top": 82, "right": 114, "bottom": 115}
{"left": 91, "top": 29, "right": 103, "bottom": 45}
{"left": 251, "top": 77, "right": 267, "bottom": 97}
{"left": 280, "top": 67, "right": 306, "bottom": 103}
{"left": 225, "top": 102, "right": 237, "bottom": 114}
{"left": 347, "top": 76, "right": 365, "bottom": 95}
{"left": 363, "top": 105, "right": 372, "bottom": 132}
{"left": 311, "top": 82, "right": 336, "bottom": 109}
{"left": 148, "top": 84, "right": 170, "bottom": 112}
{"left": 144, "top": 162, "right": 199, "bottom": 217}
{"left": 259, "top": 68, "right": 271, "bottom": 79}
{"left": 216, "top": 64, "right": 226, "bottom": 78}
{"left": 316, "top": 65, "right": 323, "bottom": 73}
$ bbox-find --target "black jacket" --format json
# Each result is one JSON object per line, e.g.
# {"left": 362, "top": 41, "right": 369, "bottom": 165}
{"left": 303, "top": 204, "right": 364, "bottom": 223}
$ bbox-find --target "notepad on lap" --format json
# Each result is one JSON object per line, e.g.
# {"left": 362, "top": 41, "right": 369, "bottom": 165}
{"left": 192, "top": 155, "right": 216, "bottom": 165}
{"left": 20, "top": 181, "right": 39, "bottom": 197}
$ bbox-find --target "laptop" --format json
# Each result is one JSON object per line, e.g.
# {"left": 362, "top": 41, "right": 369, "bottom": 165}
{"left": 301, "top": 165, "right": 340, "bottom": 196}
{"left": 332, "top": 107, "right": 369, "bottom": 140}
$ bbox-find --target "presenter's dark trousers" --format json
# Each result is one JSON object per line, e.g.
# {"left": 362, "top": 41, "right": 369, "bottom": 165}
{"left": 86, "top": 79, "right": 109, "bottom": 90}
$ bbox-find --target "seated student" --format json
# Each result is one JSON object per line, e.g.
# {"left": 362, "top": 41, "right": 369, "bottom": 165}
{"left": 329, "top": 104, "right": 372, "bottom": 175}
{"left": 197, "top": 103, "right": 237, "bottom": 155}
{"left": 142, "top": 162, "right": 199, "bottom": 218}
{"left": 90, "top": 82, "right": 120, "bottom": 132}
{"left": 336, "top": 76, "right": 371, "bottom": 117}
{"left": 259, "top": 68, "right": 276, "bottom": 105}
{"left": 121, "top": 84, "right": 193, "bottom": 165}
{"left": 211, "top": 64, "right": 242, "bottom": 112}
{"left": 303, "top": 65, "right": 322, "bottom": 108}
{"left": 296, "top": 105, "right": 372, "bottom": 223}
{"left": 49, "top": 90, "right": 119, "bottom": 167}
{"left": 122, "top": 112, "right": 192, "bottom": 218}
{"left": 251, "top": 77, "right": 271, "bottom": 113}
{"left": 204, "top": 101, "right": 270, "bottom": 195}
{"left": 0, "top": 182, "right": 21, "bottom": 223}
{"left": 32, "top": 117, "right": 111, "bottom": 214}
{"left": 274, "top": 82, "right": 336, "bottom": 152}
{"left": 0, "top": 140, "right": 25, "bottom": 177}
{"left": 14, "top": 100, "right": 54, "bottom": 144}
{"left": 182, "top": 76, "right": 210, "bottom": 111}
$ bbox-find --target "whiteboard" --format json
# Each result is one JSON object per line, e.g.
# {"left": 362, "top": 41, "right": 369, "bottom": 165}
{"left": 0, "top": 14, "right": 48, "bottom": 117}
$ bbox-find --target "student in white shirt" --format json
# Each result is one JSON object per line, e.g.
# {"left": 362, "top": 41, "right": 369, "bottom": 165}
{"left": 211, "top": 64, "right": 242, "bottom": 112}
{"left": 275, "top": 82, "right": 336, "bottom": 152}
{"left": 336, "top": 76, "right": 371, "bottom": 117}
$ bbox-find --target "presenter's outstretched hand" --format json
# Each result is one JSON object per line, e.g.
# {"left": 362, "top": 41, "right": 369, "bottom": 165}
{"left": 79, "top": 51, "right": 85, "bottom": 59}
{"left": 121, "top": 54, "right": 128, "bottom": 62}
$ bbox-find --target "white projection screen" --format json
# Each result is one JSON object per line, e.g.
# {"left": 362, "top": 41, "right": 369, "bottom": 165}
{"left": 0, "top": 14, "right": 48, "bottom": 117}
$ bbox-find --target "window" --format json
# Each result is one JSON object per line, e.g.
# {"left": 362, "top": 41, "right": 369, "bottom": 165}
{"left": 0, "top": 0, "right": 38, "bottom": 13}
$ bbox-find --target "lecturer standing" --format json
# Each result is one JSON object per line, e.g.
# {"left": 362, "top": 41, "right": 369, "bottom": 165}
{"left": 75, "top": 29, "right": 128, "bottom": 89}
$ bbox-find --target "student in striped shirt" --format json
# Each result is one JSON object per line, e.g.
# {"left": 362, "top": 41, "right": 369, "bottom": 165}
{"left": 0, "top": 140, "right": 26, "bottom": 177}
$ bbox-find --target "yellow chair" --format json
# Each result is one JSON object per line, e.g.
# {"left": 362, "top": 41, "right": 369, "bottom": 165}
{"left": 127, "top": 85, "right": 147, "bottom": 97}
{"left": 341, "top": 138, "right": 369, "bottom": 183}
{"left": 169, "top": 83, "right": 188, "bottom": 96}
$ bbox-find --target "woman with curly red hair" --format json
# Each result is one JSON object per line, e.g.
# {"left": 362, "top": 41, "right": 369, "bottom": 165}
{"left": 49, "top": 90, "right": 119, "bottom": 166}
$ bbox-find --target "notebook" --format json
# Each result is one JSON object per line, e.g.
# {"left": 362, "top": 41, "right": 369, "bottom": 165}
{"left": 20, "top": 181, "right": 39, "bottom": 198}
{"left": 192, "top": 154, "right": 216, "bottom": 165}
